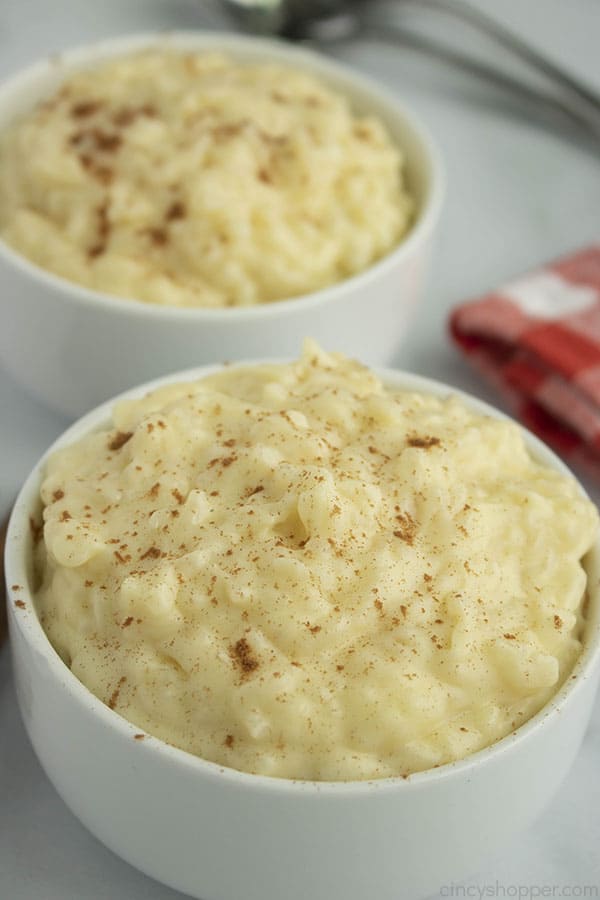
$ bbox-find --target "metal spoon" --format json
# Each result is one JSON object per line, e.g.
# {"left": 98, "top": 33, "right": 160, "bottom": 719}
{"left": 221, "top": 0, "right": 600, "bottom": 141}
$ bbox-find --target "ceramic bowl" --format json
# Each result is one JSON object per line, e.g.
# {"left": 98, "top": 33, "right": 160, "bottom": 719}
{"left": 5, "top": 364, "right": 600, "bottom": 900}
{"left": 0, "top": 31, "right": 443, "bottom": 418}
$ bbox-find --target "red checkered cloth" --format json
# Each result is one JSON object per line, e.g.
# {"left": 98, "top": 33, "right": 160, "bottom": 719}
{"left": 449, "top": 244, "right": 600, "bottom": 481}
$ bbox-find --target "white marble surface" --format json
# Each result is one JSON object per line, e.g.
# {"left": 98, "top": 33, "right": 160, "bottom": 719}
{"left": 1, "top": 1, "right": 599, "bottom": 897}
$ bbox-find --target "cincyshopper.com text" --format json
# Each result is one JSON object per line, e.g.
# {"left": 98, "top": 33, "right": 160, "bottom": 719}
{"left": 440, "top": 882, "right": 599, "bottom": 899}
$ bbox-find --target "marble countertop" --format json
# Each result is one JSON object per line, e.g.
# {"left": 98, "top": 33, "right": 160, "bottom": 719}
{"left": 1, "top": 1, "right": 599, "bottom": 897}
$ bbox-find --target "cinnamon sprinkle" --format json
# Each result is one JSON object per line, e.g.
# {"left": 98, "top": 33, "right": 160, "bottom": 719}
{"left": 107, "top": 676, "right": 126, "bottom": 710}
{"left": 407, "top": 435, "right": 441, "bottom": 449}
{"left": 140, "top": 546, "right": 162, "bottom": 560}
{"left": 108, "top": 431, "right": 133, "bottom": 451}
{"left": 229, "top": 637, "right": 259, "bottom": 677}
{"left": 70, "top": 100, "right": 102, "bottom": 118}
{"left": 165, "top": 201, "right": 186, "bottom": 222}
{"left": 145, "top": 226, "right": 168, "bottom": 246}
{"left": 393, "top": 512, "right": 416, "bottom": 545}
{"left": 29, "top": 517, "right": 43, "bottom": 545}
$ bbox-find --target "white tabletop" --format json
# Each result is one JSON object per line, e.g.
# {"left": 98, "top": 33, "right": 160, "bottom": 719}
{"left": 1, "top": 1, "right": 600, "bottom": 897}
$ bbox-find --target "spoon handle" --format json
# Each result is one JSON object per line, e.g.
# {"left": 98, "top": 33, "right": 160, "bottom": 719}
{"left": 359, "top": 20, "right": 600, "bottom": 143}
{"left": 408, "top": 0, "right": 600, "bottom": 116}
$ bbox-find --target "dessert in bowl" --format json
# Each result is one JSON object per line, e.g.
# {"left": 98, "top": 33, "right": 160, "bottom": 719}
{"left": 6, "top": 345, "right": 600, "bottom": 900}
{"left": 0, "top": 32, "right": 442, "bottom": 417}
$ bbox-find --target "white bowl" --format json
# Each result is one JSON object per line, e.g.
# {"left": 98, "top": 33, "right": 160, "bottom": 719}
{"left": 0, "top": 31, "right": 443, "bottom": 419}
{"left": 5, "top": 365, "right": 600, "bottom": 900}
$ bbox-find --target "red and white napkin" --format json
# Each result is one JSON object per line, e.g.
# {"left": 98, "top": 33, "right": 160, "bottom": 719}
{"left": 449, "top": 244, "right": 600, "bottom": 480}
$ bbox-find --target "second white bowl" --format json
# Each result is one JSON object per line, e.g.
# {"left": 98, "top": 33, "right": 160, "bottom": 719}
{"left": 0, "top": 31, "right": 443, "bottom": 417}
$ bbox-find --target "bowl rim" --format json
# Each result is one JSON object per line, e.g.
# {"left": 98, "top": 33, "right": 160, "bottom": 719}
{"left": 6, "top": 360, "right": 600, "bottom": 795}
{"left": 0, "top": 29, "right": 444, "bottom": 321}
